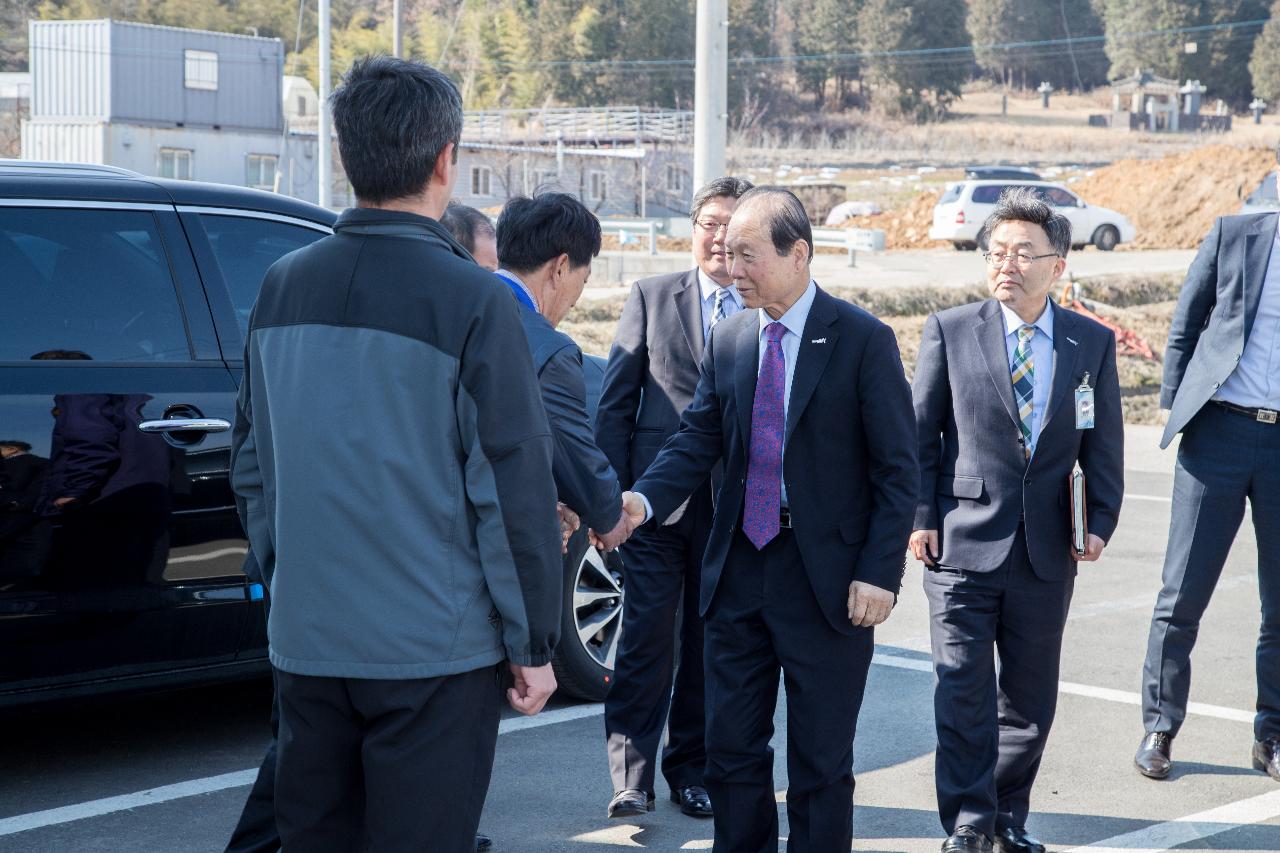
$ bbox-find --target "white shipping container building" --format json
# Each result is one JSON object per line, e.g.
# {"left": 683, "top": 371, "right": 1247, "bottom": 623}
{"left": 22, "top": 19, "right": 286, "bottom": 190}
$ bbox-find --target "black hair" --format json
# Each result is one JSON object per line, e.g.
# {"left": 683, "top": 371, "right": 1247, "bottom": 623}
{"left": 690, "top": 176, "right": 755, "bottom": 221}
{"left": 982, "top": 187, "right": 1072, "bottom": 257}
{"left": 0, "top": 440, "right": 31, "bottom": 451}
{"left": 330, "top": 56, "right": 462, "bottom": 204}
{"left": 440, "top": 202, "right": 495, "bottom": 255}
{"left": 495, "top": 192, "right": 602, "bottom": 272}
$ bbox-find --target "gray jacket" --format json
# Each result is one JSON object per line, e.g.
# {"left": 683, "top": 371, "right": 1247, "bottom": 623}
{"left": 231, "top": 208, "right": 562, "bottom": 679}
{"left": 1162, "top": 212, "right": 1279, "bottom": 447}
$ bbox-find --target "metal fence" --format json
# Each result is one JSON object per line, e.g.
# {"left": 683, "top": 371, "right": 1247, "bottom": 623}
{"left": 463, "top": 107, "right": 694, "bottom": 144}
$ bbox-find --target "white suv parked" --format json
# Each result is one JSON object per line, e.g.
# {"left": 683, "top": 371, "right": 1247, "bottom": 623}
{"left": 929, "top": 180, "right": 1136, "bottom": 251}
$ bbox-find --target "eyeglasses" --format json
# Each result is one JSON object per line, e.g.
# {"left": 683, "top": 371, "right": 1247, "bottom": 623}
{"left": 982, "top": 251, "right": 1059, "bottom": 268}
{"left": 694, "top": 220, "right": 731, "bottom": 235}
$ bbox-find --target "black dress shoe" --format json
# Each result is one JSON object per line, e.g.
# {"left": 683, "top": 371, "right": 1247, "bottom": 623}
{"left": 994, "top": 826, "right": 1045, "bottom": 853}
{"left": 670, "top": 785, "right": 713, "bottom": 818}
{"left": 607, "top": 788, "right": 655, "bottom": 818}
{"left": 475, "top": 833, "right": 492, "bottom": 851}
{"left": 1134, "top": 731, "right": 1173, "bottom": 779}
{"left": 1253, "top": 735, "right": 1280, "bottom": 781}
{"left": 942, "top": 825, "right": 993, "bottom": 853}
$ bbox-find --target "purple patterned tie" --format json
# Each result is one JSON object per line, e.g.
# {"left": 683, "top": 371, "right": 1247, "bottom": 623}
{"left": 743, "top": 322, "right": 787, "bottom": 549}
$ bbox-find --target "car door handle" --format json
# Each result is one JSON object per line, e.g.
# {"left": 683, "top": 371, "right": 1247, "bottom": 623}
{"left": 138, "top": 417, "right": 232, "bottom": 434}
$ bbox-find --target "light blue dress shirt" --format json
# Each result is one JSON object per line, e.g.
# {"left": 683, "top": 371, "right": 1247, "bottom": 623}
{"left": 1218, "top": 218, "right": 1280, "bottom": 410}
{"left": 635, "top": 280, "right": 817, "bottom": 521}
{"left": 697, "top": 270, "right": 742, "bottom": 341}
{"left": 999, "top": 298, "right": 1055, "bottom": 457}
{"left": 756, "top": 280, "right": 817, "bottom": 506}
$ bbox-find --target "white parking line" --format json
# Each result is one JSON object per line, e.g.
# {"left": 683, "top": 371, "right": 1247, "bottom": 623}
{"left": 870, "top": 654, "right": 1254, "bottom": 723}
{"left": 1064, "top": 788, "right": 1280, "bottom": 851}
{"left": 0, "top": 702, "right": 603, "bottom": 837}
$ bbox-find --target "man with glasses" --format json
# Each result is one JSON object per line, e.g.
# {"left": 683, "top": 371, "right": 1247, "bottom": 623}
{"left": 910, "top": 187, "right": 1124, "bottom": 853}
{"left": 595, "top": 176, "right": 752, "bottom": 820}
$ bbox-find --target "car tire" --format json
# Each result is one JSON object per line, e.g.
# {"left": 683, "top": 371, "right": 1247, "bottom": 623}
{"left": 551, "top": 525, "right": 625, "bottom": 701}
{"left": 952, "top": 241, "right": 978, "bottom": 251}
{"left": 1092, "top": 225, "right": 1119, "bottom": 252}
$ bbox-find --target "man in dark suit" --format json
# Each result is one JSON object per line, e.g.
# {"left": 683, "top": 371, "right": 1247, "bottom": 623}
{"left": 595, "top": 175, "right": 753, "bottom": 820}
{"left": 620, "top": 187, "right": 919, "bottom": 853}
{"left": 1133, "top": 196, "right": 1280, "bottom": 781}
{"left": 911, "top": 187, "right": 1125, "bottom": 853}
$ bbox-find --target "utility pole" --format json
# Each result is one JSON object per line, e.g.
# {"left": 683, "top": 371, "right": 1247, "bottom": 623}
{"left": 318, "top": 0, "right": 332, "bottom": 208}
{"left": 393, "top": 0, "right": 403, "bottom": 58}
{"left": 693, "top": 0, "right": 727, "bottom": 190}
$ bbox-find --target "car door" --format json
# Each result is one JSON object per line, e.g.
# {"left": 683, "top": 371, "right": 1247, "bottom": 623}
{"left": 0, "top": 199, "right": 253, "bottom": 698}
{"left": 1042, "top": 186, "right": 1090, "bottom": 243}
{"left": 177, "top": 206, "right": 333, "bottom": 659}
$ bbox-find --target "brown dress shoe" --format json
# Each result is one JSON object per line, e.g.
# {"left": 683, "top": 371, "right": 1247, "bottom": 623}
{"left": 1253, "top": 735, "right": 1280, "bottom": 781}
{"left": 1134, "top": 731, "right": 1172, "bottom": 779}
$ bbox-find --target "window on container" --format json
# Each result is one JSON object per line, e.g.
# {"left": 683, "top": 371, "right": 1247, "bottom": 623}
{"left": 246, "top": 154, "right": 278, "bottom": 190}
{"left": 470, "top": 166, "right": 491, "bottom": 197}
{"left": 159, "top": 148, "right": 193, "bottom": 181}
{"left": 665, "top": 165, "right": 685, "bottom": 193}
{"left": 184, "top": 49, "right": 219, "bottom": 91}
{"left": 588, "top": 171, "right": 607, "bottom": 202}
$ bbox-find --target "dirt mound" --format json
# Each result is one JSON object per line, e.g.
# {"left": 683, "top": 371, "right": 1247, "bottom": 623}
{"left": 1072, "top": 145, "right": 1275, "bottom": 249}
{"left": 837, "top": 190, "right": 941, "bottom": 250}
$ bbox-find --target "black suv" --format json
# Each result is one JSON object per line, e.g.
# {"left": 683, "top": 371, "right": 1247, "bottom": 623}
{"left": 0, "top": 162, "right": 620, "bottom": 706}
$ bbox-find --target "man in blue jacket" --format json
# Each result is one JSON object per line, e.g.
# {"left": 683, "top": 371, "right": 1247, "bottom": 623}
{"left": 230, "top": 57, "right": 562, "bottom": 853}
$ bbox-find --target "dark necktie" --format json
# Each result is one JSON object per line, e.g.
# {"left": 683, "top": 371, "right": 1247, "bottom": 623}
{"left": 713, "top": 288, "right": 732, "bottom": 327}
{"left": 743, "top": 322, "right": 787, "bottom": 549}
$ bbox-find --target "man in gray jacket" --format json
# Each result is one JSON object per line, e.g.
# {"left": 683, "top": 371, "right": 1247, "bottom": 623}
{"left": 230, "top": 57, "right": 561, "bottom": 852}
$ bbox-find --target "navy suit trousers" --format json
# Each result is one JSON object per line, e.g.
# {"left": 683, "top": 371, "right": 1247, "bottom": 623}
{"left": 1141, "top": 404, "right": 1280, "bottom": 740}
{"left": 924, "top": 528, "right": 1075, "bottom": 837}
{"left": 704, "top": 527, "right": 873, "bottom": 853}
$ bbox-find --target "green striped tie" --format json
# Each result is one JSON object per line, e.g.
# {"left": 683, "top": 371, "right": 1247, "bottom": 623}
{"left": 1011, "top": 325, "right": 1035, "bottom": 457}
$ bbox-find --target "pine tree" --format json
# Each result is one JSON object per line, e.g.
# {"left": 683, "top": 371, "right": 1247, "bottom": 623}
{"left": 1249, "top": 0, "right": 1280, "bottom": 102}
{"left": 858, "top": 0, "right": 968, "bottom": 120}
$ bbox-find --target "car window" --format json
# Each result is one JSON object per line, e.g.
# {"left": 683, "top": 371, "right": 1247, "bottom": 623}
{"left": 0, "top": 208, "right": 192, "bottom": 362}
{"left": 1044, "top": 187, "right": 1078, "bottom": 207}
{"left": 200, "top": 214, "right": 326, "bottom": 333}
{"left": 970, "top": 184, "right": 1011, "bottom": 204}
{"left": 939, "top": 184, "right": 963, "bottom": 204}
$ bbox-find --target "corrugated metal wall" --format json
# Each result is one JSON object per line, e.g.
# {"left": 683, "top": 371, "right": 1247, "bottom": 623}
{"left": 29, "top": 19, "right": 111, "bottom": 119}
{"left": 110, "top": 22, "right": 283, "bottom": 132}
{"left": 21, "top": 120, "right": 107, "bottom": 164}
{"left": 28, "top": 20, "right": 282, "bottom": 132}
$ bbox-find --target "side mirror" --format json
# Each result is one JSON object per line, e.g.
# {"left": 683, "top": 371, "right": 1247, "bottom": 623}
{"left": 1077, "top": 199, "right": 1086, "bottom": 208}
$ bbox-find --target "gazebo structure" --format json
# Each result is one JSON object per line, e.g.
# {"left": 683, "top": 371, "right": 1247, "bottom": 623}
{"left": 1110, "top": 69, "right": 1182, "bottom": 131}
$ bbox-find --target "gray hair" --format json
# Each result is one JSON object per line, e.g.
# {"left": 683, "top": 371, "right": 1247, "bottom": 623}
{"left": 981, "top": 186, "right": 1072, "bottom": 257}
{"left": 331, "top": 56, "right": 463, "bottom": 205}
{"left": 736, "top": 186, "right": 814, "bottom": 261}
{"left": 690, "top": 176, "right": 755, "bottom": 221}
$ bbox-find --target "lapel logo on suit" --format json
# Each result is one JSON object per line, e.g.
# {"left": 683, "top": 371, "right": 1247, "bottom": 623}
{"left": 810, "top": 337, "right": 827, "bottom": 344}
{"left": 1066, "top": 336, "right": 1078, "bottom": 346}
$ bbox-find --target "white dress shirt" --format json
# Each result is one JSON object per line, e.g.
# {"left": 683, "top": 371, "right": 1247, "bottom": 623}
{"left": 999, "top": 298, "right": 1055, "bottom": 457}
{"left": 1218, "top": 217, "right": 1280, "bottom": 410}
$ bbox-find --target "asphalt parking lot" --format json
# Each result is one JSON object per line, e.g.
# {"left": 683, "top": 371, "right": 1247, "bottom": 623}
{"left": 2, "top": 425, "right": 1277, "bottom": 852}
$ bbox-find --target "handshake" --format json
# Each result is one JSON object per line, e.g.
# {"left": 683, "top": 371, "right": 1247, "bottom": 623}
{"left": 556, "top": 492, "right": 648, "bottom": 554}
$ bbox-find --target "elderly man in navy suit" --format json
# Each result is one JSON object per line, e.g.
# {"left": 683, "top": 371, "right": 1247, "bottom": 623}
{"left": 618, "top": 186, "right": 919, "bottom": 853}
{"left": 1133, "top": 165, "right": 1280, "bottom": 781}
{"left": 911, "top": 188, "right": 1124, "bottom": 853}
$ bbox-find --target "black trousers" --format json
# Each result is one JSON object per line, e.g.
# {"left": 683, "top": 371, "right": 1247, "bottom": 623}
{"left": 225, "top": 672, "right": 280, "bottom": 853}
{"left": 703, "top": 527, "right": 873, "bottom": 853}
{"left": 604, "top": 491, "right": 711, "bottom": 794}
{"left": 1141, "top": 404, "right": 1280, "bottom": 741}
{"left": 273, "top": 666, "right": 500, "bottom": 853}
{"left": 923, "top": 528, "right": 1074, "bottom": 838}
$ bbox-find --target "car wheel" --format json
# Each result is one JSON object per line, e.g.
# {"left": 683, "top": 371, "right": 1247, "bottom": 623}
{"left": 1092, "top": 225, "right": 1119, "bottom": 251}
{"left": 953, "top": 241, "right": 978, "bottom": 251}
{"left": 551, "top": 525, "right": 624, "bottom": 701}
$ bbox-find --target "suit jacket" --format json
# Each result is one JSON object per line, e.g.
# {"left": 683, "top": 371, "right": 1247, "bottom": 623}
{"left": 0, "top": 453, "right": 48, "bottom": 540}
{"left": 912, "top": 299, "right": 1124, "bottom": 580}
{"left": 632, "top": 285, "right": 919, "bottom": 634}
{"left": 596, "top": 270, "right": 708, "bottom": 489}
{"left": 1161, "top": 212, "right": 1279, "bottom": 448}
{"left": 517, "top": 299, "right": 622, "bottom": 533}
